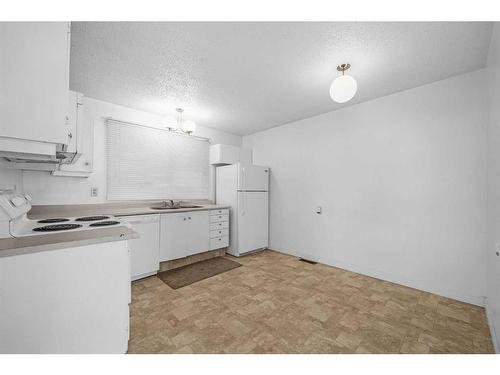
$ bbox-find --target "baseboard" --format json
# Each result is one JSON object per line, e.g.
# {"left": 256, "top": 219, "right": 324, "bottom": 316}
{"left": 159, "top": 248, "right": 226, "bottom": 272}
{"left": 270, "top": 248, "right": 484, "bottom": 307}
{"left": 131, "top": 270, "right": 157, "bottom": 282}
{"left": 485, "top": 298, "right": 500, "bottom": 354}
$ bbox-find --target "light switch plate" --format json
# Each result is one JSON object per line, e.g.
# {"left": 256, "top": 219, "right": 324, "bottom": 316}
{"left": 91, "top": 187, "right": 98, "bottom": 197}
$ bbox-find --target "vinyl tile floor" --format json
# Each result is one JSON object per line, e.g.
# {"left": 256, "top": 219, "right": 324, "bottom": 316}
{"left": 128, "top": 250, "right": 494, "bottom": 354}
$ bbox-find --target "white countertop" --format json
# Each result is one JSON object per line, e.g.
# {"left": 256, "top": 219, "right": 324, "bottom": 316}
{"left": 0, "top": 201, "right": 230, "bottom": 256}
{"left": 28, "top": 202, "right": 230, "bottom": 219}
{"left": 0, "top": 226, "right": 137, "bottom": 257}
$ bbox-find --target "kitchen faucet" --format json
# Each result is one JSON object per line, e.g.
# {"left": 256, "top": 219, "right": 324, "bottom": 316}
{"left": 162, "top": 199, "right": 175, "bottom": 208}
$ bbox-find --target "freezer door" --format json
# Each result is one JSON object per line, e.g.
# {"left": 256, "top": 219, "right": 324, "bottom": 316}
{"left": 237, "top": 164, "right": 269, "bottom": 191}
{"left": 237, "top": 191, "right": 268, "bottom": 254}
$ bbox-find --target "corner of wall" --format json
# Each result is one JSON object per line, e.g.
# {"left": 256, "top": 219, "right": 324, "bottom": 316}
{"left": 485, "top": 298, "right": 500, "bottom": 353}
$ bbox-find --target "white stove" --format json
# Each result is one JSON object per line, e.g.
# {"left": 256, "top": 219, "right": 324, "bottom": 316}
{"left": 0, "top": 190, "right": 127, "bottom": 238}
{"left": 0, "top": 190, "right": 132, "bottom": 354}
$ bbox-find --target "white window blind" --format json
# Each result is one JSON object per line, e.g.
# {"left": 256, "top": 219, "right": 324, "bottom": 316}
{"left": 106, "top": 119, "right": 209, "bottom": 200}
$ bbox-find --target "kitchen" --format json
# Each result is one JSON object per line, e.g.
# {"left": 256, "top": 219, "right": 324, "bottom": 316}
{"left": 1, "top": 9, "right": 500, "bottom": 370}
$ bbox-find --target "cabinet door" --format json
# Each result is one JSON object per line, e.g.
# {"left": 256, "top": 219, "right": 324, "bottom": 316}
{"left": 0, "top": 241, "right": 130, "bottom": 353}
{"left": 63, "top": 91, "right": 78, "bottom": 154}
{"left": 63, "top": 91, "right": 83, "bottom": 155}
{"left": 159, "top": 213, "right": 188, "bottom": 261}
{"left": 186, "top": 211, "right": 209, "bottom": 256}
{"left": 0, "top": 22, "right": 70, "bottom": 145}
{"left": 55, "top": 94, "right": 94, "bottom": 176}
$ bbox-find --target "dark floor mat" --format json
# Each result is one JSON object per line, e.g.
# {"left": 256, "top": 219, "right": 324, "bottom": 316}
{"left": 157, "top": 257, "right": 242, "bottom": 289}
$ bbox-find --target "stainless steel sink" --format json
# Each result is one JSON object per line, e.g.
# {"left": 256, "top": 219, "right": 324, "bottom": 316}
{"left": 150, "top": 205, "right": 203, "bottom": 210}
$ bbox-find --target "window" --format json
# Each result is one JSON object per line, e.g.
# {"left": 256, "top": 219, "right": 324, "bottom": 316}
{"left": 106, "top": 119, "right": 209, "bottom": 200}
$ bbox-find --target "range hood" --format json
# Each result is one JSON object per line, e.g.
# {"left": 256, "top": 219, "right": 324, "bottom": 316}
{"left": 0, "top": 137, "right": 57, "bottom": 161}
{"left": 55, "top": 143, "right": 82, "bottom": 165}
{"left": 0, "top": 138, "right": 58, "bottom": 171}
{"left": 0, "top": 91, "right": 83, "bottom": 171}
{"left": 0, "top": 140, "right": 80, "bottom": 171}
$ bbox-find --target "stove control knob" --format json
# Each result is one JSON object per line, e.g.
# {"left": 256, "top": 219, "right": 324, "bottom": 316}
{"left": 24, "top": 194, "right": 32, "bottom": 203}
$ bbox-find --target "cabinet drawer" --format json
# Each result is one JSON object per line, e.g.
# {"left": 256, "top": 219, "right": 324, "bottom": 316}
{"left": 210, "top": 221, "right": 229, "bottom": 230}
{"left": 210, "top": 236, "right": 229, "bottom": 250}
{"left": 210, "top": 209, "right": 229, "bottom": 216}
{"left": 210, "top": 214, "right": 229, "bottom": 223}
{"left": 210, "top": 228, "right": 229, "bottom": 238}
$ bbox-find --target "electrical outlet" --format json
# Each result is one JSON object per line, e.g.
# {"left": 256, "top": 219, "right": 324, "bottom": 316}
{"left": 90, "top": 187, "right": 98, "bottom": 197}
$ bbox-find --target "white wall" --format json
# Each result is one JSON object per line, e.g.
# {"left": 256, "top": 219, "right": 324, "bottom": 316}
{"left": 486, "top": 24, "right": 500, "bottom": 352}
{"left": 0, "top": 169, "right": 22, "bottom": 192}
{"left": 20, "top": 97, "right": 242, "bottom": 205}
{"left": 244, "top": 69, "right": 488, "bottom": 306}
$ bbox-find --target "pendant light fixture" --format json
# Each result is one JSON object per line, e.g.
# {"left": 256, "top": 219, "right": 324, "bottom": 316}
{"left": 175, "top": 108, "right": 197, "bottom": 135}
{"left": 329, "top": 63, "right": 357, "bottom": 104}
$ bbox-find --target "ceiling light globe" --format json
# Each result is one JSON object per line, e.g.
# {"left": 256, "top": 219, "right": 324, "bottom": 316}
{"left": 329, "top": 75, "right": 358, "bottom": 103}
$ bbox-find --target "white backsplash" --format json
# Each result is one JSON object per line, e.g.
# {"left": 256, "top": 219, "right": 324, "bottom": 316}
{"left": 0, "top": 168, "right": 22, "bottom": 192}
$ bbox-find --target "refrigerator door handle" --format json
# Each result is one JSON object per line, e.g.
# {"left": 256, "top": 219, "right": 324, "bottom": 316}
{"left": 241, "top": 166, "right": 246, "bottom": 190}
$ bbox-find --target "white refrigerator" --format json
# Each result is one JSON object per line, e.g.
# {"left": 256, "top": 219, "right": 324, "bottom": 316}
{"left": 216, "top": 163, "right": 269, "bottom": 257}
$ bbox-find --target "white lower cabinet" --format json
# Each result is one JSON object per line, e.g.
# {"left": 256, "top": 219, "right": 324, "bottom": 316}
{"left": 187, "top": 211, "right": 211, "bottom": 256}
{"left": 210, "top": 221, "right": 229, "bottom": 230}
{"left": 159, "top": 209, "right": 229, "bottom": 262}
{"left": 0, "top": 241, "right": 130, "bottom": 353}
{"left": 210, "top": 236, "right": 229, "bottom": 250}
{"left": 209, "top": 209, "right": 229, "bottom": 250}
{"left": 159, "top": 211, "right": 209, "bottom": 261}
{"left": 210, "top": 228, "right": 229, "bottom": 238}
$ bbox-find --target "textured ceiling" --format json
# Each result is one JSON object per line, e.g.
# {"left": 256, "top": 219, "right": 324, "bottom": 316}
{"left": 70, "top": 22, "right": 493, "bottom": 136}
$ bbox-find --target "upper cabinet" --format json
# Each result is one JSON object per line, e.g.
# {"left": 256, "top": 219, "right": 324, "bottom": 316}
{"left": 0, "top": 90, "right": 92, "bottom": 174}
{"left": 209, "top": 144, "right": 252, "bottom": 166}
{"left": 52, "top": 93, "right": 94, "bottom": 177}
{"left": 0, "top": 22, "right": 71, "bottom": 150}
{"left": 60, "top": 91, "right": 83, "bottom": 160}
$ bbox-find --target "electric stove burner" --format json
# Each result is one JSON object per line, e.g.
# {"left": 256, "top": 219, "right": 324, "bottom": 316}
{"left": 37, "top": 218, "right": 70, "bottom": 224}
{"left": 33, "top": 224, "right": 82, "bottom": 232}
{"left": 89, "top": 221, "right": 120, "bottom": 227}
{"left": 75, "top": 216, "right": 110, "bottom": 222}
